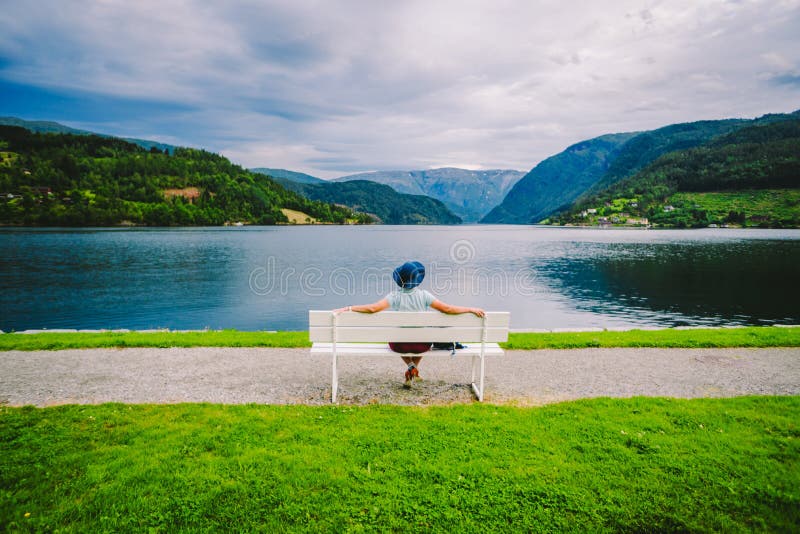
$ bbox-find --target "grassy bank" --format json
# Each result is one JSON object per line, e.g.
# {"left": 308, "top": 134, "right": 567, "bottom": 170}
{"left": 0, "top": 326, "right": 798, "bottom": 351}
{"left": 503, "top": 325, "right": 800, "bottom": 350}
{"left": 2, "top": 397, "right": 798, "bottom": 532}
{"left": 0, "top": 330, "right": 309, "bottom": 351}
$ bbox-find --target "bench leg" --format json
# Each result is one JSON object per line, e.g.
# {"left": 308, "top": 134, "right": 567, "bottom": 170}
{"left": 479, "top": 352, "right": 485, "bottom": 401}
{"left": 470, "top": 354, "right": 485, "bottom": 402}
{"left": 331, "top": 352, "right": 338, "bottom": 403}
{"left": 471, "top": 355, "right": 477, "bottom": 384}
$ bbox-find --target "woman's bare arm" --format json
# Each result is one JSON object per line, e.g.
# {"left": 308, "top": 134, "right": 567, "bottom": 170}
{"left": 333, "top": 299, "right": 390, "bottom": 314}
{"left": 430, "top": 299, "right": 485, "bottom": 317}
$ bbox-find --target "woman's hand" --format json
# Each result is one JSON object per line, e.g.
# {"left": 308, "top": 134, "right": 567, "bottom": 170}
{"left": 332, "top": 306, "right": 351, "bottom": 315}
{"left": 471, "top": 307, "right": 485, "bottom": 317}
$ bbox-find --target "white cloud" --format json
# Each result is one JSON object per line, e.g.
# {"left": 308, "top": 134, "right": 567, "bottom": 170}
{"left": 1, "top": 0, "right": 799, "bottom": 177}
{"left": 762, "top": 52, "right": 794, "bottom": 70}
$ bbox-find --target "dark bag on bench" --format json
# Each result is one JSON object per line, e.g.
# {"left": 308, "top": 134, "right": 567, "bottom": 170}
{"left": 432, "top": 342, "right": 466, "bottom": 354}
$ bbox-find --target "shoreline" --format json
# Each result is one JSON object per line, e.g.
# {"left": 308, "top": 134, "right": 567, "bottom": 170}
{"left": 2, "top": 223, "right": 800, "bottom": 229}
{"left": 4, "top": 324, "right": 800, "bottom": 335}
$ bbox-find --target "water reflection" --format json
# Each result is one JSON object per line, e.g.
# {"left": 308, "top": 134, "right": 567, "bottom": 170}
{"left": 533, "top": 240, "right": 800, "bottom": 326}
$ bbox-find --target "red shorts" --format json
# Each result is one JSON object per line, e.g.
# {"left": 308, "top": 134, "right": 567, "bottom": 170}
{"left": 389, "top": 342, "right": 432, "bottom": 354}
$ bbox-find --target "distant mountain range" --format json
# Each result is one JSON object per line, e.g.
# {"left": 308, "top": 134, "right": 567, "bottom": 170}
{"left": 333, "top": 168, "right": 524, "bottom": 222}
{"left": 251, "top": 171, "right": 461, "bottom": 224}
{"left": 0, "top": 117, "right": 178, "bottom": 154}
{"left": 252, "top": 167, "right": 524, "bottom": 223}
{"left": 6, "top": 112, "right": 799, "bottom": 229}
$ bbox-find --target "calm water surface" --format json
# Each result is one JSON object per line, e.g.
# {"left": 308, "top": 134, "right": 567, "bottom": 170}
{"left": 1, "top": 225, "right": 798, "bottom": 331}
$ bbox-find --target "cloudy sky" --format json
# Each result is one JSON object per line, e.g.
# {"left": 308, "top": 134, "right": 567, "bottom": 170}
{"left": 1, "top": 1, "right": 798, "bottom": 178}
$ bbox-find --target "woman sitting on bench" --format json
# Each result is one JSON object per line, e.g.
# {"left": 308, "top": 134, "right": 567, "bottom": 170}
{"left": 333, "top": 260, "right": 484, "bottom": 387}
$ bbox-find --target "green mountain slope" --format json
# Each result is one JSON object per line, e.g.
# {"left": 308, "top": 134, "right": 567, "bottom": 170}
{"left": 0, "top": 126, "right": 368, "bottom": 226}
{"left": 0, "top": 116, "right": 177, "bottom": 154}
{"left": 275, "top": 178, "right": 462, "bottom": 224}
{"left": 551, "top": 117, "right": 800, "bottom": 228}
{"left": 481, "top": 133, "right": 638, "bottom": 224}
{"left": 577, "top": 119, "right": 749, "bottom": 201}
{"left": 484, "top": 111, "right": 800, "bottom": 225}
{"left": 334, "top": 168, "right": 524, "bottom": 222}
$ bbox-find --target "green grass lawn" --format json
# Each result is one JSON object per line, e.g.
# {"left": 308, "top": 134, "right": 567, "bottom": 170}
{"left": 1, "top": 326, "right": 798, "bottom": 351}
{"left": 2, "top": 397, "right": 798, "bottom": 532}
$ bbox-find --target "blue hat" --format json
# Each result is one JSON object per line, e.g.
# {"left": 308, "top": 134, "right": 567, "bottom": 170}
{"left": 393, "top": 261, "right": 425, "bottom": 289}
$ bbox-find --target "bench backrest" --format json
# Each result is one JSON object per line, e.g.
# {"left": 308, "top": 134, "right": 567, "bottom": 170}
{"left": 308, "top": 311, "right": 510, "bottom": 343}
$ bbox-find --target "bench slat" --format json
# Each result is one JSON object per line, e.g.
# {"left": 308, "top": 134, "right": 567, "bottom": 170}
{"left": 309, "top": 326, "right": 508, "bottom": 343}
{"left": 309, "top": 310, "right": 510, "bottom": 328}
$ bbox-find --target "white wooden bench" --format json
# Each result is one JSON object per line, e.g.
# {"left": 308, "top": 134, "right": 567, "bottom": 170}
{"left": 309, "top": 310, "right": 510, "bottom": 402}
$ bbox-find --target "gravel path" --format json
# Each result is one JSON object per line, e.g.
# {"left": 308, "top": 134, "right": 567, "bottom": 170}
{"left": 1, "top": 347, "right": 798, "bottom": 406}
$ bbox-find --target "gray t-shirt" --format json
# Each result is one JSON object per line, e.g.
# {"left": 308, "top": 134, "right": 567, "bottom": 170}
{"left": 385, "top": 288, "right": 436, "bottom": 311}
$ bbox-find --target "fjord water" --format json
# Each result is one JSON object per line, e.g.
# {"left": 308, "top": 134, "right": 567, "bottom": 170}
{"left": 1, "top": 226, "right": 798, "bottom": 331}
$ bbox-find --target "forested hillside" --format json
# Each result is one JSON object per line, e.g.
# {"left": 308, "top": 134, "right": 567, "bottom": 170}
{"left": 0, "top": 126, "right": 370, "bottom": 226}
{"left": 550, "top": 117, "right": 800, "bottom": 228}
{"left": 272, "top": 177, "right": 462, "bottom": 224}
